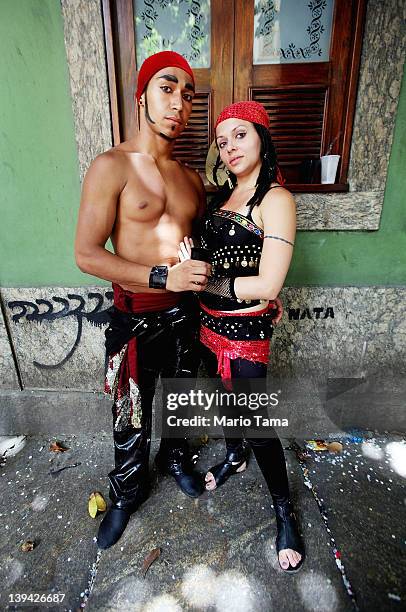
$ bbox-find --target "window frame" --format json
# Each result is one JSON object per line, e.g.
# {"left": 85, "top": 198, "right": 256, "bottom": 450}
{"left": 101, "top": 0, "right": 367, "bottom": 192}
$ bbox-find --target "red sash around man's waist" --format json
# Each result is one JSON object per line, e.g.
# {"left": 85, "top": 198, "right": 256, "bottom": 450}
{"left": 112, "top": 282, "right": 180, "bottom": 313}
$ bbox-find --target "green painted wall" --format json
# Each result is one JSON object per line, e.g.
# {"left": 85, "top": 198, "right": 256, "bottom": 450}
{"left": 0, "top": 0, "right": 81, "bottom": 287}
{"left": 0, "top": 2, "right": 404, "bottom": 288}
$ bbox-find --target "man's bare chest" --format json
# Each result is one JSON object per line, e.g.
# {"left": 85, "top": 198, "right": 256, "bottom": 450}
{"left": 118, "top": 172, "right": 198, "bottom": 224}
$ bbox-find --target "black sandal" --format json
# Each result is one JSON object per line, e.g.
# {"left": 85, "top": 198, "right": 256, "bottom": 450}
{"left": 274, "top": 499, "right": 305, "bottom": 573}
{"left": 205, "top": 445, "right": 248, "bottom": 490}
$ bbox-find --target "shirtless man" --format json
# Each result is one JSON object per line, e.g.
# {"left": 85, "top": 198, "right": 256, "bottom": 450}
{"left": 75, "top": 51, "right": 210, "bottom": 549}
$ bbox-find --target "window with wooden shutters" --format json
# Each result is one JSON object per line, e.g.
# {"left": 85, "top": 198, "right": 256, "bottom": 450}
{"left": 102, "top": 0, "right": 366, "bottom": 192}
{"left": 235, "top": 0, "right": 366, "bottom": 190}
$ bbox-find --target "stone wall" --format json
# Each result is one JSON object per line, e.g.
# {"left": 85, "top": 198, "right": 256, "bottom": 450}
{"left": 1, "top": 286, "right": 404, "bottom": 433}
{"left": 1, "top": 287, "right": 112, "bottom": 391}
{"left": 60, "top": 0, "right": 112, "bottom": 179}
{"left": 2, "top": 286, "right": 405, "bottom": 385}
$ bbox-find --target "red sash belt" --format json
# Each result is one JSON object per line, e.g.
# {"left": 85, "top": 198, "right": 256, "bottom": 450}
{"left": 200, "top": 302, "right": 274, "bottom": 390}
{"left": 112, "top": 282, "right": 180, "bottom": 313}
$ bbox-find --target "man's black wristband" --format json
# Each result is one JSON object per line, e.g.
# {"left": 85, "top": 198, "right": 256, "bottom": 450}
{"left": 149, "top": 265, "right": 168, "bottom": 289}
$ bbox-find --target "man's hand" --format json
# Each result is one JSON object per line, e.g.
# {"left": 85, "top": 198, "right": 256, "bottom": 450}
{"left": 166, "top": 259, "right": 211, "bottom": 292}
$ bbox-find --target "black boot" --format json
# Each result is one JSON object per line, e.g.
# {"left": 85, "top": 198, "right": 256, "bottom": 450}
{"left": 97, "top": 485, "right": 148, "bottom": 550}
{"left": 97, "top": 506, "right": 132, "bottom": 550}
{"left": 155, "top": 446, "right": 204, "bottom": 498}
{"left": 273, "top": 497, "right": 305, "bottom": 572}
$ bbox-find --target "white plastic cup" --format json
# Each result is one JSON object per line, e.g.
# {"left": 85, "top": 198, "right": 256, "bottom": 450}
{"left": 321, "top": 155, "right": 340, "bottom": 184}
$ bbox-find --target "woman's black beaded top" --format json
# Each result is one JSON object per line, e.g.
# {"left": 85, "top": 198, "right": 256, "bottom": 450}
{"left": 200, "top": 206, "right": 264, "bottom": 311}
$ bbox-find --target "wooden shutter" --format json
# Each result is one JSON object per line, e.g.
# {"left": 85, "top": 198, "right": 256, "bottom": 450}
{"left": 172, "top": 91, "right": 211, "bottom": 172}
{"left": 252, "top": 86, "right": 327, "bottom": 183}
{"left": 234, "top": 0, "right": 366, "bottom": 188}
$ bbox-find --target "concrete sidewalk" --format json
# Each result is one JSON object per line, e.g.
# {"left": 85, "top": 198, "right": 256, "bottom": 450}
{"left": 0, "top": 431, "right": 405, "bottom": 612}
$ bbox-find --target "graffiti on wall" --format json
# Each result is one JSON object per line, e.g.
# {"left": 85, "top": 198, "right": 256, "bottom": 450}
{"left": 288, "top": 306, "right": 335, "bottom": 320}
{"left": 7, "top": 293, "right": 335, "bottom": 370}
{"left": 7, "top": 292, "right": 113, "bottom": 370}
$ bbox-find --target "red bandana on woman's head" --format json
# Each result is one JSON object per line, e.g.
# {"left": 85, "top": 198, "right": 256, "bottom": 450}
{"left": 215, "top": 101, "right": 270, "bottom": 130}
{"left": 213, "top": 100, "right": 285, "bottom": 185}
{"left": 135, "top": 51, "right": 195, "bottom": 102}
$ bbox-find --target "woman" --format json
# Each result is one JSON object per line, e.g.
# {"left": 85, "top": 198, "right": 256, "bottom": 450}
{"left": 179, "top": 101, "right": 304, "bottom": 572}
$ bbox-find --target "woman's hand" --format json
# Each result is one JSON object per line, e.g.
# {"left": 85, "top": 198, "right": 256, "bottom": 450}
{"left": 271, "top": 296, "right": 284, "bottom": 324}
{"left": 178, "top": 236, "right": 194, "bottom": 262}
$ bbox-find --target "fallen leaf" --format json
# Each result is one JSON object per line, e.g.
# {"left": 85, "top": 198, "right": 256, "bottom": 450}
{"left": 199, "top": 434, "right": 209, "bottom": 445}
{"left": 49, "top": 441, "right": 69, "bottom": 453}
{"left": 142, "top": 547, "right": 161, "bottom": 577}
{"left": 94, "top": 491, "right": 107, "bottom": 512}
{"left": 327, "top": 441, "right": 343, "bottom": 453}
{"left": 88, "top": 493, "right": 98, "bottom": 518}
{"left": 88, "top": 491, "right": 107, "bottom": 517}
{"left": 21, "top": 540, "right": 35, "bottom": 552}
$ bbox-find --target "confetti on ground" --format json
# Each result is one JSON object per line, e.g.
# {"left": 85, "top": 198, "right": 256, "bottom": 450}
{"left": 288, "top": 439, "right": 360, "bottom": 611}
{"left": 388, "top": 593, "right": 401, "bottom": 602}
{"left": 78, "top": 549, "right": 103, "bottom": 609}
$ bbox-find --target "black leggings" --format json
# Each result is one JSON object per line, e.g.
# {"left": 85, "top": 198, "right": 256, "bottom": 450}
{"left": 200, "top": 343, "right": 290, "bottom": 502}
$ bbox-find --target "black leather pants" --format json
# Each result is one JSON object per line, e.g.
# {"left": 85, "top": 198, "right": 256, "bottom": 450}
{"left": 200, "top": 343, "right": 290, "bottom": 501}
{"left": 107, "top": 295, "right": 200, "bottom": 510}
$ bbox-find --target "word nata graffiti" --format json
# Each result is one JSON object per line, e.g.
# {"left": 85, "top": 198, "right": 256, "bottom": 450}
{"left": 288, "top": 306, "right": 334, "bottom": 320}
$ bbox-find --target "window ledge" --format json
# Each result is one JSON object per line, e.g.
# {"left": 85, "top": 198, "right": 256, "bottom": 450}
{"left": 288, "top": 183, "right": 349, "bottom": 193}
{"left": 203, "top": 181, "right": 349, "bottom": 194}
{"left": 204, "top": 183, "right": 383, "bottom": 231}
{"left": 295, "top": 190, "right": 384, "bottom": 230}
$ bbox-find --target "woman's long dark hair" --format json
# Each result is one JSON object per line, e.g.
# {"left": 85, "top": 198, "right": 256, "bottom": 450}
{"left": 210, "top": 123, "right": 279, "bottom": 212}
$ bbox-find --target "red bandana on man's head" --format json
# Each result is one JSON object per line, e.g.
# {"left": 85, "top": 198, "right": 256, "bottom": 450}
{"left": 215, "top": 101, "right": 270, "bottom": 130}
{"left": 135, "top": 51, "right": 195, "bottom": 102}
